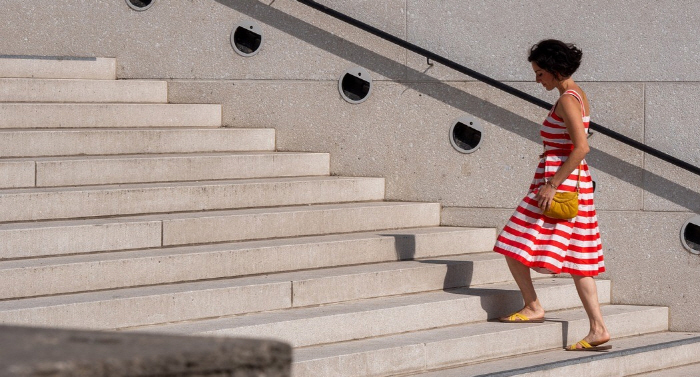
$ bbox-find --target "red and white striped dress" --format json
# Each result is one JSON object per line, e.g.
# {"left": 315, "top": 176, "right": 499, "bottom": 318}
{"left": 493, "top": 89, "right": 604, "bottom": 276}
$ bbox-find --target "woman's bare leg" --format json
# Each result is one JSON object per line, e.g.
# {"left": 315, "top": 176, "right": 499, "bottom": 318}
{"left": 500, "top": 256, "right": 545, "bottom": 320}
{"left": 571, "top": 275, "right": 610, "bottom": 347}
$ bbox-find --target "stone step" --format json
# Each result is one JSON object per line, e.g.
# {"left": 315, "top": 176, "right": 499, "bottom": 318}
{"left": 293, "top": 304, "right": 669, "bottom": 377}
{"left": 0, "top": 56, "right": 115, "bottom": 80}
{"left": 411, "top": 332, "right": 700, "bottom": 377}
{"left": 0, "top": 252, "right": 508, "bottom": 330}
{"left": 634, "top": 362, "right": 700, "bottom": 377}
{"left": 0, "top": 128, "right": 276, "bottom": 158}
{"left": 0, "top": 152, "right": 330, "bottom": 188}
{"left": 0, "top": 103, "right": 221, "bottom": 128}
{"left": 0, "top": 78, "right": 168, "bottom": 103}
{"left": 138, "top": 277, "right": 609, "bottom": 348}
{"left": 0, "top": 176, "right": 385, "bottom": 222}
{"left": 0, "top": 266, "right": 596, "bottom": 329}
{"left": 0, "top": 227, "right": 495, "bottom": 299}
{"left": 0, "top": 202, "right": 440, "bottom": 259}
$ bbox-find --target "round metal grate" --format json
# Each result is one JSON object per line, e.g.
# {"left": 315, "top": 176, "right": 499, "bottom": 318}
{"left": 449, "top": 116, "right": 483, "bottom": 154}
{"left": 231, "top": 20, "right": 263, "bottom": 57}
{"left": 126, "top": 0, "right": 155, "bottom": 11}
{"left": 339, "top": 67, "right": 373, "bottom": 104}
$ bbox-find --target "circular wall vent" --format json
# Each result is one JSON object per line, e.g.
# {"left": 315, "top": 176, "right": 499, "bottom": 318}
{"left": 681, "top": 215, "right": 700, "bottom": 255}
{"left": 449, "top": 115, "right": 483, "bottom": 154}
{"left": 231, "top": 20, "right": 263, "bottom": 57}
{"left": 126, "top": 0, "right": 155, "bottom": 11}
{"left": 339, "top": 67, "right": 373, "bottom": 104}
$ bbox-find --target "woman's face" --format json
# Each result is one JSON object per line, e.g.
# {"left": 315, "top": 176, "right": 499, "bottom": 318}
{"left": 532, "top": 62, "right": 557, "bottom": 91}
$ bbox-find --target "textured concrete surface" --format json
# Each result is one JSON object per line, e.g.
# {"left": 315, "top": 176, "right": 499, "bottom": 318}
{"left": 0, "top": 128, "right": 275, "bottom": 157}
{"left": 0, "top": 325, "right": 291, "bottom": 377}
{"left": 0, "top": 277, "right": 292, "bottom": 329}
{"left": 0, "top": 219, "right": 162, "bottom": 259}
{"left": 406, "top": 1, "right": 700, "bottom": 82}
{"left": 144, "top": 278, "right": 611, "bottom": 349}
{"left": 0, "top": 57, "right": 115, "bottom": 80}
{"left": 0, "top": 228, "right": 494, "bottom": 299}
{"left": 0, "top": 161, "right": 34, "bottom": 189}
{"left": 34, "top": 152, "right": 330, "bottom": 186}
{"left": 0, "top": 78, "right": 167, "bottom": 103}
{"left": 413, "top": 332, "right": 700, "bottom": 377}
{"left": 0, "top": 103, "right": 221, "bottom": 128}
{"left": 0, "top": 176, "right": 385, "bottom": 221}
{"left": 293, "top": 304, "right": 664, "bottom": 377}
{"left": 162, "top": 202, "right": 441, "bottom": 245}
{"left": 597, "top": 210, "right": 700, "bottom": 331}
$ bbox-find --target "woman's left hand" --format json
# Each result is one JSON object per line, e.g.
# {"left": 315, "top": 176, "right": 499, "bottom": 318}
{"left": 536, "top": 183, "right": 556, "bottom": 212}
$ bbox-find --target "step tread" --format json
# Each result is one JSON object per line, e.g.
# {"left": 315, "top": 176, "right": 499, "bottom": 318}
{"left": 0, "top": 201, "right": 433, "bottom": 228}
{"left": 633, "top": 362, "right": 700, "bottom": 377}
{"left": 0, "top": 227, "right": 486, "bottom": 269}
{"left": 0, "top": 251, "right": 497, "bottom": 309}
{"left": 0, "top": 56, "right": 116, "bottom": 80}
{"left": 293, "top": 304, "right": 665, "bottom": 361}
{"left": 0, "top": 78, "right": 167, "bottom": 103}
{"left": 0, "top": 151, "right": 328, "bottom": 163}
{"left": 0, "top": 175, "right": 382, "bottom": 194}
{"left": 410, "top": 331, "right": 700, "bottom": 377}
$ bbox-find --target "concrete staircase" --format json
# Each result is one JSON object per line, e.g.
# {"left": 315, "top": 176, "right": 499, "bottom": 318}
{"left": 0, "top": 56, "right": 698, "bottom": 376}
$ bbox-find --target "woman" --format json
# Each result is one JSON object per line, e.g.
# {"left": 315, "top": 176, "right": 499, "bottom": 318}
{"left": 493, "top": 39, "right": 611, "bottom": 351}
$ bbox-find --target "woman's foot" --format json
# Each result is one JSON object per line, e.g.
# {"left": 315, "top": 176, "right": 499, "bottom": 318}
{"left": 566, "top": 330, "right": 611, "bottom": 350}
{"left": 499, "top": 306, "right": 545, "bottom": 323}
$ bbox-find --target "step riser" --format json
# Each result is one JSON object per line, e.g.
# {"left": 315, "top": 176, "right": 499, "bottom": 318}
{"left": 0, "top": 104, "right": 222, "bottom": 128}
{"left": 0, "top": 79, "right": 168, "bottom": 103}
{"left": 0, "top": 57, "right": 116, "bottom": 80}
{"left": 0, "top": 229, "right": 494, "bottom": 299}
{"left": 162, "top": 203, "right": 441, "bottom": 246}
{"left": 33, "top": 154, "right": 330, "bottom": 187}
{"left": 194, "top": 280, "right": 608, "bottom": 348}
{"left": 0, "top": 129, "right": 276, "bottom": 158}
{"left": 0, "top": 282, "right": 291, "bottom": 330}
{"left": 292, "top": 306, "right": 667, "bottom": 377}
{"left": 0, "top": 178, "right": 384, "bottom": 222}
{"left": 291, "top": 257, "right": 511, "bottom": 307}
{"left": 514, "top": 342, "right": 700, "bottom": 377}
{"left": 423, "top": 307, "right": 667, "bottom": 372}
{"left": 0, "top": 161, "right": 34, "bottom": 188}
{"left": 0, "top": 220, "right": 161, "bottom": 259}
{"left": 1, "top": 204, "right": 441, "bottom": 259}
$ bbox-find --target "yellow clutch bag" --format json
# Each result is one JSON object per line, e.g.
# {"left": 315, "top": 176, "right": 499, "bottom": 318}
{"left": 543, "top": 192, "right": 578, "bottom": 219}
{"left": 542, "top": 165, "right": 581, "bottom": 220}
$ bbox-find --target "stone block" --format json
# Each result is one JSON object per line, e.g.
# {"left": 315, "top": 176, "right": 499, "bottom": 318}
{"left": 0, "top": 277, "right": 291, "bottom": 329}
{"left": 290, "top": 253, "right": 511, "bottom": 307}
{"left": 644, "top": 83, "right": 700, "bottom": 212}
{"left": 0, "top": 129, "right": 275, "bottom": 158}
{"left": 35, "top": 152, "right": 330, "bottom": 186}
{"left": 597, "top": 210, "right": 700, "bottom": 331}
{"left": 0, "top": 228, "right": 492, "bottom": 300}
{"left": 0, "top": 78, "right": 167, "bottom": 103}
{"left": 0, "top": 325, "right": 291, "bottom": 377}
{"left": 405, "top": 1, "right": 700, "bottom": 82}
{"left": 162, "top": 202, "right": 441, "bottom": 246}
{"left": 0, "top": 104, "right": 221, "bottom": 129}
{"left": 0, "top": 219, "right": 161, "bottom": 259}
{"left": 0, "top": 177, "right": 384, "bottom": 222}
{"left": 0, "top": 161, "right": 34, "bottom": 189}
{"left": 0, "top": 57, "right": 115, "bottom": 80}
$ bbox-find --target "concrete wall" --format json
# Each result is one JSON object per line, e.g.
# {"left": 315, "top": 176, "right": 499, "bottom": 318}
{"left": 2, "top": 0, "right": 700, "bottom": 330}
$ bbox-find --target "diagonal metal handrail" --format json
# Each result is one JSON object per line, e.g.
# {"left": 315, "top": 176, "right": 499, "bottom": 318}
{"left": 295, "top": 0, "right": 700, "bottom": 177}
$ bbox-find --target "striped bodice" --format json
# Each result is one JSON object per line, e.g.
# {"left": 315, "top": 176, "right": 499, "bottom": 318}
{"left": 541, "top": 90, "right": 589, "bottom": 155}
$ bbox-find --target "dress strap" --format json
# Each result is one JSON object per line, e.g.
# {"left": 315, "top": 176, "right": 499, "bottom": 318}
{"left": 562, "top": 90, "right": 586, "bottom": 117}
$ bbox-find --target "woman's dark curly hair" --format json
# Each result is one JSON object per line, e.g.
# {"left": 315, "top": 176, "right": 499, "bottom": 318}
{"left": 528, "top": 39, "right": 582, "bottom": 79}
